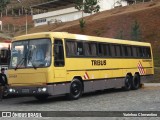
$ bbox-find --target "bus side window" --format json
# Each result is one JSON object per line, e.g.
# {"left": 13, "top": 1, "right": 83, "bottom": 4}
{"left": 106, "top": 44, "right": 111, "bottom": 57}
{"left": 142, "top": 47, "right": 151, "bottom": 58}
{"left": 110, "top": 44, "right": 115, "bottom": 57}
{"left": 98, "top": 43, "right": 111, "bottom": 57}
{"left": 114, "top": 45, "right": 122, "bottom": 57}
{"left": 127, "top": 46, "right": 133, "bottom": 57}
{"left": 146, "top": 47, "right": 151, "bottom": 58}
{"left": 66, "top": 40, "right": 84, "bottom": 56}
{"left": 98, "top": 43, "right": 104, "bottom": 56}
{"left": 132, "top": 47, "right": 137, "bottom": 57}
{"left": 54, "top": 39, "right": 64, "bottom": 67}
{"left": 66, "top": 41, "right": 76, "bottom": 56}
{"left": 77, "top": 42, "right": 83, "bottom": 56}
{"left": 139, "top": 47, "right": 144, "bottom": 57}
{"left": 123, "top": 46, "right": 132, "bottom": 57}
{"left": 84, "top": 42, "right": 97, "bottom": 56}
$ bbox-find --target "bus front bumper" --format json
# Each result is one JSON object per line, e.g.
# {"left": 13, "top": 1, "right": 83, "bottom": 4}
{"left": 8, "top": 85, "right": 50, "bottom": 96}
{"left": 8, "top": 83, "right": 70, "bottom": 96}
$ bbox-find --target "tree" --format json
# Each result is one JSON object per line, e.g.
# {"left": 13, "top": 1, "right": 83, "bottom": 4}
{"left": 75, "top": 0, "right": 100, "bottom": 16}
{"left": 0, "top": 0, "right": 10, "bottom": 12}
{"left": 75, "top": 0, "right": 100, "bottom": 30}
{"left": 84, "top": 0, "right": 100, "bottom": 14}
{"left": 131, "top": 20, "right": 141, "bottom": 41}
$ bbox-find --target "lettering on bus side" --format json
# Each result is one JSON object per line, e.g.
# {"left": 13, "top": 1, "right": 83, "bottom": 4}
{"left": 91, "top": 60, "right": 106, "bottom": 66}
{"left": 9, "top": 75, "right": 17, "bottom": 78}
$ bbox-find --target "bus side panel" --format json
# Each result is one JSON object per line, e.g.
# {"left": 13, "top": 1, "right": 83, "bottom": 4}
{"left": 83, "top": 78, "right": 124, "bottom": 93}
{"left": 47, "top": 84, "right": 70, "bottom": 96}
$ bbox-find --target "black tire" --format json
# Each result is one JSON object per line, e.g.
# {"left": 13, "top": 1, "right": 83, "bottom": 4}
{"left": 34, "top": 95, "right": 49, "bottom": 101}
{"left": 67, "top": 79, "right": 83, "bottom": 100}
{"left": 131, "top": 74, "right": 140, "bottom": 90}
{"left": 124, "top": 75, "right": 132, "bottom": 91}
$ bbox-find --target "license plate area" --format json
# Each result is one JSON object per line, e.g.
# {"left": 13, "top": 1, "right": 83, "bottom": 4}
{"left": 22, "top": 89, "right": 29, "bottom": 93}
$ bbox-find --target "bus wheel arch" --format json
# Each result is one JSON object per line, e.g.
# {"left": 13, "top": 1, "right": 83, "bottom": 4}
{"left": 73, "top": 76, "right": 84, "bottom": 91}
{"left": 131, "top": 73, "right": 141, "bottom": 90}
{"left": 67, "top": 77, "right": 83, "bottom": 100}
{"left": 127, "top": 73, "right": 133, "bottom": 78}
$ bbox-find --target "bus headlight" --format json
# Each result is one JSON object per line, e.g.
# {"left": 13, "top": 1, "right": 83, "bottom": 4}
{"left": 9, "top": 88, "right": 16, "bottom": 93}
{"left": 37, "top": 87, "right": 47, "bottom": 92}
{"left": 42, "top": 88, "right": 47, "bottom": 92}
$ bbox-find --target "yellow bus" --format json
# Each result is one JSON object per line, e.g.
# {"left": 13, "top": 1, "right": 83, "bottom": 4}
{"left": 8, "top": 32, "right": 154, "bottom": 100}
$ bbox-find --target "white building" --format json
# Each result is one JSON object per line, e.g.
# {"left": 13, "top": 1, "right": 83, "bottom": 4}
{"left": 31, "top": 0, "right": 127, "bottom": 27}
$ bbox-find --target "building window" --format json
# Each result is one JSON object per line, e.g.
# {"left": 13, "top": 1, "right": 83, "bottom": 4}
{"left": 35, "top": 18, "right": 46, "bottom": 23}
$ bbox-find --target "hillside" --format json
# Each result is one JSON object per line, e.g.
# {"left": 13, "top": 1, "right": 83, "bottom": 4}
{"left": 5, "top": 0, "right": 160, "bottom": 81}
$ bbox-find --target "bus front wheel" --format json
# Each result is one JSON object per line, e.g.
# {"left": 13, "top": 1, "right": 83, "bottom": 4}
{"left": 67, "top": 79, "right": 83, "bottom": 100}
{"left": 124, "top": 75, "right": 132, "bottom": 91}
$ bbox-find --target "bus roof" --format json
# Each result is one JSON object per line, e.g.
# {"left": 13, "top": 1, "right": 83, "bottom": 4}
{"left": 14, "top": 32, "right": 151, "bottom": 47}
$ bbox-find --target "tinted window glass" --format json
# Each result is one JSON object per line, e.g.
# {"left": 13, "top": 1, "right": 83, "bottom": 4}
{"left": 123, "top": 46, "right": 132, "bottom": 57}
{"left": 66, "top": 41, "right": 77, "bottom": 56}
{"left": 54, "top": 39, "right": 64, "bottom": 67}
{"left": 114, "top": 45, "right": 122, "bottom": 57}
{"left": 111, "top": 45, "right": 115, "bottom": 57}
{"left": 146, "top": 47, "right": 151, "bottom": 58}
{"left": 98, "top": 43, "right": 111, "bottom": 57}
{"left": 77, "top": 42, "right": 83, "bottom": 55}
{"left": 132, "top": 47, "right": 137, "bottom": 57}
{"left": 66, "top": 40, "right": 84, "bottom": 56}
{"left": 84, "top": 42, "right": 97, "bottom": 56}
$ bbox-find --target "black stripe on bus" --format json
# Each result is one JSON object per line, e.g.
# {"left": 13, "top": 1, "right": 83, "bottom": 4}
{"left": 66, "top": 67, "right": 153, "bottom": 72}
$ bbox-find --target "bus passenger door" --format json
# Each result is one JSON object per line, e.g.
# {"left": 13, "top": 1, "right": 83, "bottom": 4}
{"left": 53, "top": 39, "right": 68, "bottom": 95}
{"left": 53, "top": 39, "right": 66, "bottom": 82}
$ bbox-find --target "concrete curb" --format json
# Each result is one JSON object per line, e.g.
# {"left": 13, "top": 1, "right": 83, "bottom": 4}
{"left": 142, "top": 83, "right": 160, "bottom": 87}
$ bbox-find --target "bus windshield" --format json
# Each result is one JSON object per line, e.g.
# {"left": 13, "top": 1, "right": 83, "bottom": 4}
{"left": 9, "top": 38, "right": 51, "bottom": 69}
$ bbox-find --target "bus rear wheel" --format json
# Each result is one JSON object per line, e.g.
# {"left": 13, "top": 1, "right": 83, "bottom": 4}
{"left": 131, "top": 74, "right": 140, "bottom": 90}
{"left": 124, "top": 75, "right": 132, "bottom": 91}
{"left": 67, "top": 79, "right": 83, "bottom": 100}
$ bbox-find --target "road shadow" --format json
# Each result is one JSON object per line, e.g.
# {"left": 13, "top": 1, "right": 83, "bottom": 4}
{"left": 15, "top": 88, "right": 129, "bottom": 104}
{"left": 83, "top": 88, "right": 125, "bottom": 98}
{"left": 14, "top": 95, "right": 68, "bottom": 104}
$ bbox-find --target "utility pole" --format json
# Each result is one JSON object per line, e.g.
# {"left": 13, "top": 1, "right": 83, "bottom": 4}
{"left": 17, "top": 0, "right": 28, "bottom": 34}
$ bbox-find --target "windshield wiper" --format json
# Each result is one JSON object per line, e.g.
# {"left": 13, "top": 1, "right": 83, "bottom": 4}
{"left": 14, "top": 50, "right": 30, "bottom": 70}
{"left": 14, "top": 57, "right": 25, "bottom": 70}
{"left": 28, "top": 59, "right": 37, "bottom": 70}
{"left": 14, "top": 50, "right": 37, "bottom": 70}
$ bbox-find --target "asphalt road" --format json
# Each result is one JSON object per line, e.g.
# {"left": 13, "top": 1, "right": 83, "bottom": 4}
{"left": 0, "top": 87, "right": 160, "bottom": 119}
